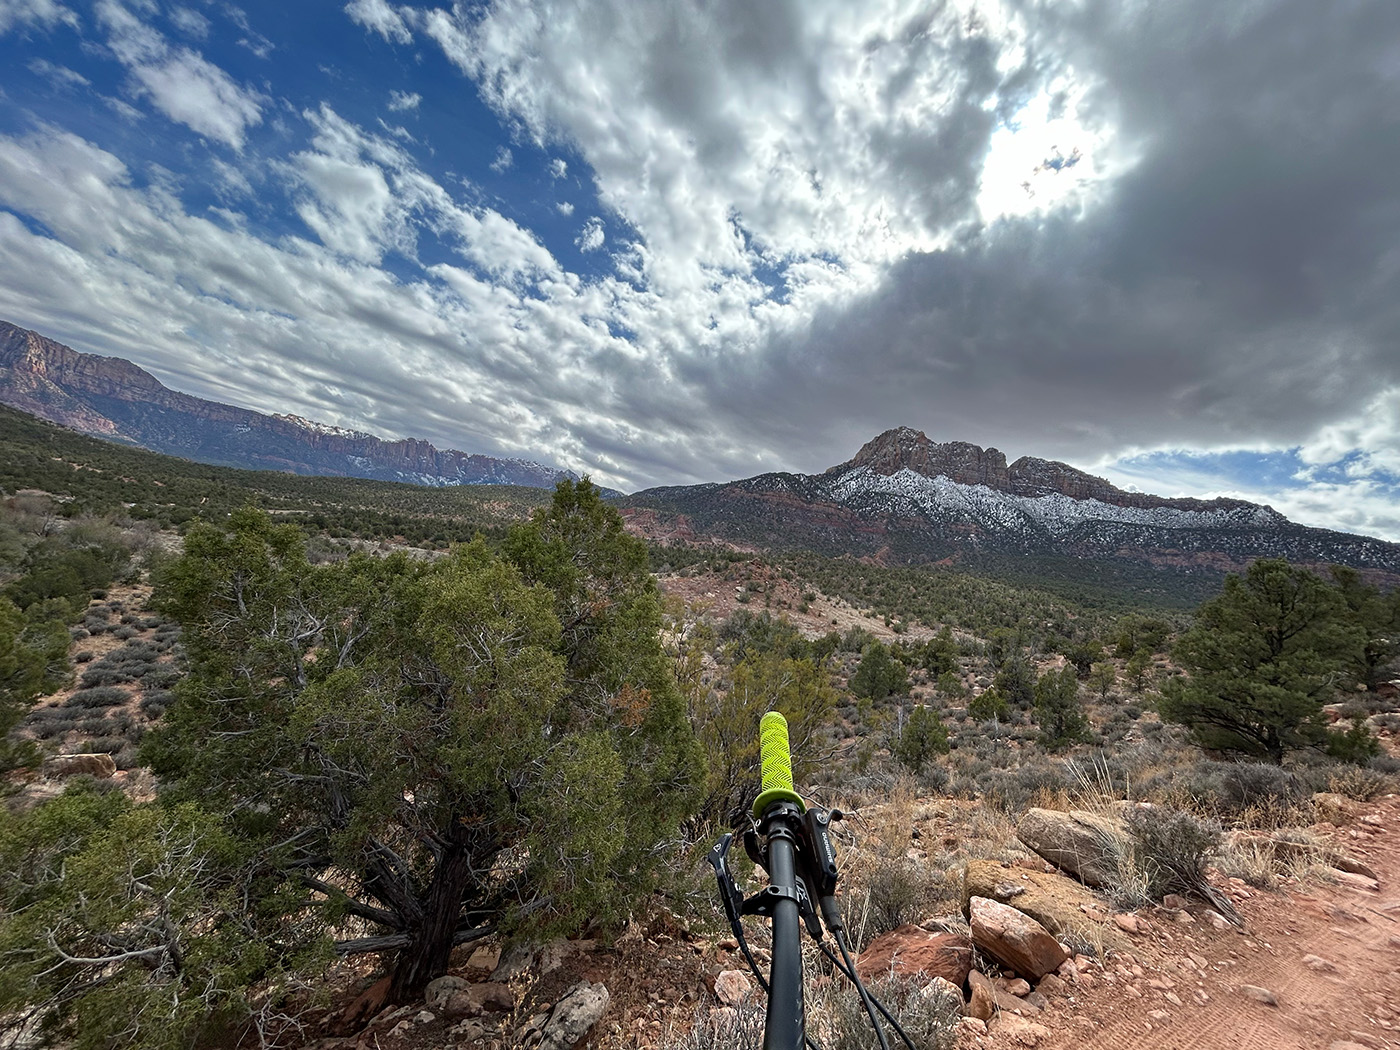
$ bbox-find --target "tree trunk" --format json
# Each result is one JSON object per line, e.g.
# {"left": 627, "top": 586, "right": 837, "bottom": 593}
{"left": 388, "top": 842, "right": 474, "bottom": 1004}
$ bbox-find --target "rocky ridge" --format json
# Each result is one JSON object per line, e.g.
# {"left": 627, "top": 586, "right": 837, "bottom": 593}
{"left": 627, "top": 427, "right": 1400, "bottom": 583}
{"left": 0, "top": 320, "right": 578, "bottom": 491}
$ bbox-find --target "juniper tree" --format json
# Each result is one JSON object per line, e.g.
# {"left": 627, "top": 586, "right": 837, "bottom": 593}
{"left": 1034, "top": 666, "right": 1089, "bottom": 749}
{"left": 145, "top": 489, "right": 701, "bottom": 1003}
{"left": 1158, "top": 559, "right": 1361, "bottom": 763}
{"left": 893, "top": 704, "right": 949, "bottom": 773}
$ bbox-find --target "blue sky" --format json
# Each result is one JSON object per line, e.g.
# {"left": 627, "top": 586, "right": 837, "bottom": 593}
{"left": 1, "top": 0, "right": 1398, "bottom": 540}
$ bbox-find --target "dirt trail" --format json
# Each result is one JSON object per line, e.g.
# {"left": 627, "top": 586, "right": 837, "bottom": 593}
{"left": 1028, "top": 797, "right": 1400, "bottom": 1050}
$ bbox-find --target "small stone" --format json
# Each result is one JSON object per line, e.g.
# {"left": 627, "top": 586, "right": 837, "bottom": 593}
{"left": 966, "top": 971, "right": 996, "bottom": 1022}
{"left": 921, "top": 976, "right": 964, "bottom": 1005}
{"left": 1148, "top": 1010, "right": 1171, "bottom": 1022}
{"left": 958, "top": 1017, "right": 988, "bottom": 1036}
{"left": 1175, "top": 911, "right": 1196, "bottom": 925}
{"left": 1000, "top": 978, "right": 1032, "bottom": 997}
{"left": 993, "top": 1015, "right": 1051, "bottom": 1047}
{"left": 1302, "top": 954, "right": 1337, "bottom": 972}
{"left": 1114, "top": 913, "right": 1141, "bottom": 934}
{"left": 1036, "top": 974, "right": 1069, "bottom": 998}
{"left": 714, "top": 970, "right": 752, "bottom": 1007}
{"left": 415, "top": 1011, "right": 436, "bottom": 1024}
{"left": 1164, "top": 992, "right": 1183, "bottom": 1006}
{"left": 1331, "top": 869, "right": 1381, "bottom": 892}
{"left": 1203, "top": 910, "right": 1232, "bottom": 930}
{"left": 1239, "top": 985, "right": 1278, "bottom": 1006}
{"left": 1162, "top": 894, "right": 1187, "bottom": 910}
{"left": 1147, "top": 977, "right": 1176, "bottom": 990}
{"left": 1023, "top": 991, "right": 1049, "bottom": 1011}
{"left": 718, "top": 937, "right": 739, "bottom": 951}
{"left": 425, "top": 976, "right": 469, "bottom": 1009}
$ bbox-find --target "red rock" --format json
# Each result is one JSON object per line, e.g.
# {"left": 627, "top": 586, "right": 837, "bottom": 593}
{"left": 969, "top": 897, "right": 1069, "bottom": 980}
{"left": 854, "top": 926, "right": 974, "bottom": 986}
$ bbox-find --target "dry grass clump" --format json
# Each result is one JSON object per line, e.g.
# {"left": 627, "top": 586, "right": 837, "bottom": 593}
{"left": 663, "top": 999, "right": 764, "bottom": 1050}
{"left": 810, "top": 972, "right": 961, "bottom": 1050}
{"left": 1326, "top": 765, "right": 1394, "bottom": 801}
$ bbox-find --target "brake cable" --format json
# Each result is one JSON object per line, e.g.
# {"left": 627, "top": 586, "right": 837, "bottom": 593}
{"left": 708, "top": 712, "right": 918, "bottom": 1050}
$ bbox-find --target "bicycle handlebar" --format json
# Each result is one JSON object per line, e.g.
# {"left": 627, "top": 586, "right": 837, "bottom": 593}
{"left": 752, "top": 711, "right": 805, "bottom": 819}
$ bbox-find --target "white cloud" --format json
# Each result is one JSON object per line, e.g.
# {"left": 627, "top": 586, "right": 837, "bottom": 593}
{"left": 489, "top": 146, "right": 512, "bottom": 172}
{"left": 387, "top": 89, "right": 420, "bottom": 112}
{"left": 547, "top": 157, "right": 566, "bottom": 179}
{"left": 169, "top": 5, "right": 208, "bottom": 39}
{"left": 0, "top": 0, "right": 77, "bottom": 34}
{"left": 28, "top": 57, "right": 89, "bottom": 86}
{"left": 97, "top": 0, "right": 264, "bottom": 149}
{"left": 344, "top": 0, "right": 410, "bottom": 44}
{"left": 575, "top": 217, "right": 604, "bottom": 252}
{"left": 556, "top": 201, "right": 574, "bottom": 216}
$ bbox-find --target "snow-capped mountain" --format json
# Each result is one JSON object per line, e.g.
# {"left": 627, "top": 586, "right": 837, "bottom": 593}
{"left": 625, "top": 427, "right": 1400, "bottom": 581}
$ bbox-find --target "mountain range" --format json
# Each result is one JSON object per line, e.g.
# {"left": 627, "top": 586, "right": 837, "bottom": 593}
{"left": 625, "top": 427, "right": 1400, "bottom": 584}
{"left": 4, "top": 318, "right": 1398, "bottom": 587}
{"left": 0, "top": 320, "right": 580, "bottom": 490}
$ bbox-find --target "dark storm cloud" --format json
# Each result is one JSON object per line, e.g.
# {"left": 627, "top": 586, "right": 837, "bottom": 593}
{"left": 704, "top": 0, "right": 1400, "bottom": 474}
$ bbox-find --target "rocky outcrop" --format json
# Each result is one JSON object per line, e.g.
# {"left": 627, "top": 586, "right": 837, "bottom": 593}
{"left": 968, "top": 897, "right": 1069, "bottom": 980}
{"left": 962, "top": 859, "right": 1132, "bottom": 952}
{"left": 0, "top": 319, "right": 581, "bottom": 490}
{"left": 853, "top": 927, "right": 974, "bottom": 985}
{"left": 832, "top": 427, "right": 1012, "bottom": 489}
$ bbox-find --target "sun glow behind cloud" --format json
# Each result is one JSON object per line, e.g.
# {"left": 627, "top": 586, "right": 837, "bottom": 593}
{"left": 978, "top": 79, "right": 1116, "bottom": 221}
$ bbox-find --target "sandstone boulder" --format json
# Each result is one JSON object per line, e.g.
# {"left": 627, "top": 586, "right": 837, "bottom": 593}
{"left": 854, "top": 926, "right": 973, "bottom": 986}
{"left": 1016, "top": 808, "right": 1126, "bottom": 887}
{"left": 962, "top": 860, "right": 1130, "bottom": 952}
{"left": 969, "top": 897, "right": 1068, "bottom": 980}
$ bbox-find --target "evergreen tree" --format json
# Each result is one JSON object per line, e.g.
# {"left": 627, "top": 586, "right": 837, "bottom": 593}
{"left": 1158, "top": 559, "right": 1361, "bottom": 763}
{"left": 994, "top": 654, "right": 1036, "bottom": 709}
{"left": 1088, "top": 661, "right": 1117, "bottom": 699}
{"left": 967, "top": 686, "right": 1009, "bottom": 723}
{"left": 893, "top": 704, "right": 949, "bottom": 773}
{"left": 850, "top": 641, "right": 907, "bottom": 703}
{"left": 1034, "top": 666, "right": 1089, "bottom": 749}
{"left": 145, "top": 493, "right": 701, "bottom": 1003}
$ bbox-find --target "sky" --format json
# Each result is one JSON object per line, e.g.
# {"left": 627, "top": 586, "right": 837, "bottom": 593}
{"left": 1, "top": 0, "right": 1398, "bottom": 541}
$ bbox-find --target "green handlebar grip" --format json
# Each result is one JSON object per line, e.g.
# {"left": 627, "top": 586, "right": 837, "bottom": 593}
{"left": 752, "top": 711, "right": 805, "bottom": 818}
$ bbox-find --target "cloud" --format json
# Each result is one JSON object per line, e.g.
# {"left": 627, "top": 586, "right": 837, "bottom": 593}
{"left": 344, "top": 0, "right": 410, "bottom": 45}
{"left": 5, "top": 0, "right": 1400, "bottom": 541}
{"left": 547, "top": 157, "right": 566, "bottom": 179}
{"left": 0, "top": 0, "right": 77, "bottom": 34}
{"left": 28, "top": 57, "right": 89, "bottom": 87}
{"left": 387, "top": 89, "right": 420, "bottom": 112}
{"left": 97, "top": 0, "right": 265, "bottom": 149}
{"left": 169, "top": 5, "right": 208, "bottom": 39}
{"left": 575, "top": 217, "right": 604, "bottom": 252}
{"left": 556, "top": 201, "right": 574, "bottom": 216}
